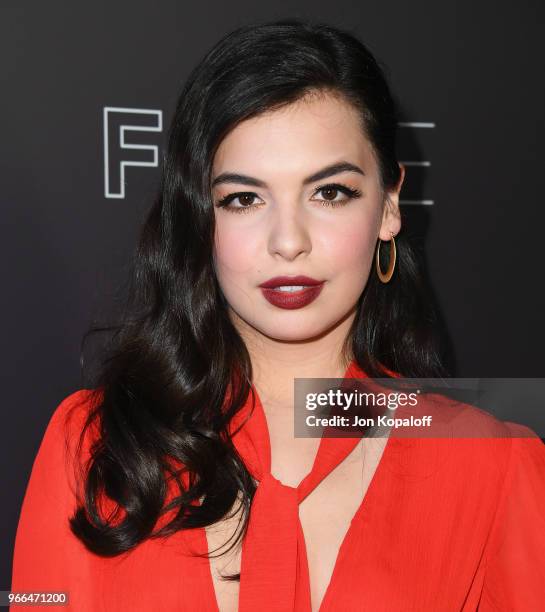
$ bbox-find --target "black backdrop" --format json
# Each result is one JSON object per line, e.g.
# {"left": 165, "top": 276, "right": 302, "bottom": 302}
{"left": 2, "top": 0, "right": 544, "bottom": 591}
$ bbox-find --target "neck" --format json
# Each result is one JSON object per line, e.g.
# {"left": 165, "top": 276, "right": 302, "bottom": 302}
{"left": 232, "top": 308, "right": 356, "bottom": 410}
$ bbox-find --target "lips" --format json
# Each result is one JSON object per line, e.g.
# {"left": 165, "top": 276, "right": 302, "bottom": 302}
{"left": 259, "top": 276, "right": 325, "bottom": 310}
{"left": 258, "top": 275, "right": 323, "bottom": 289}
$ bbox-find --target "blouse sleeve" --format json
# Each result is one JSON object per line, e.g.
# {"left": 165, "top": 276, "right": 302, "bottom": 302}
{"left": 9, "top": 390, "right": 98, "bottom": 611}
{"left": 479, "top": 423, "right": 545, "bottom": 610}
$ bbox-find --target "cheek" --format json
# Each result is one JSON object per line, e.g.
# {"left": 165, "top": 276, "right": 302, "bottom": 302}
{"left": 213, "top": 221, "right": 258, "bottom": 281}
{"left": 319, "top": 214, "right": 378, "bottom": 279}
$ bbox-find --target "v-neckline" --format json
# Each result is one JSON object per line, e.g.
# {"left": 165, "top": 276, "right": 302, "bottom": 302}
{"left": 204, "top": 358, "right": 396, "bottom": 611}
{"left": 315, "top": 432, "right": 394, "bottom": 611}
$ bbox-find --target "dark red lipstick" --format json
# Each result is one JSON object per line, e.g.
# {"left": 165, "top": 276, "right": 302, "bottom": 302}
{"left": 258, "top": 275, "right": 325, "bottom": 310}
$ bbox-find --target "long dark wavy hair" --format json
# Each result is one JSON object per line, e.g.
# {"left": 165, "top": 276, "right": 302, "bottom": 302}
{"left": 71, "top": 18, "right": 449, "bottom": 578}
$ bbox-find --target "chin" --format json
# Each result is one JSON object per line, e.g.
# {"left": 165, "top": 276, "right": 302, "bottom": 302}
{"left": 229, "top": 303, "right": 350, "bottom": 342}
{"left": 256, "top": 317, "right": 337, "bottom": 343}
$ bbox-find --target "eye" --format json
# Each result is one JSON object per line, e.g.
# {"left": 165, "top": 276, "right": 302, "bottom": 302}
{"left": 215, "top": 191, "right": 265, "bottom": 214}
{"left": 311, "top": 183, "right": 362, "bottom": 207}
{"left": 214, "top": 182, "right": 363, "bottom": 214}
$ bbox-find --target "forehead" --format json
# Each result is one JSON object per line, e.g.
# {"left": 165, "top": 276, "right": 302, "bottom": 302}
{"left": 211, "top": 91, "right": 376, "bottom": 178}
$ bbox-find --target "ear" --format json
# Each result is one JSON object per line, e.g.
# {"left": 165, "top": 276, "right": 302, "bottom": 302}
{"left": 378, "top": 163, "right": 405, "bottom": 240}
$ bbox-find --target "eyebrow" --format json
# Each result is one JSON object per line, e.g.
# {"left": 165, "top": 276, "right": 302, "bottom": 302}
{"left": 210, "top": 161, "right": 365, "bottom": 189}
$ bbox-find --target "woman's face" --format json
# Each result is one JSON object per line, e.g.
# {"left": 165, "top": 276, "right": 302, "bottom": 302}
{"left": 211, "top": 90, "right": 404, "bottom": 343}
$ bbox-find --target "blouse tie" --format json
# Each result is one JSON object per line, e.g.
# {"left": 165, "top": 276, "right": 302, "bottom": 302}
{"left": 229, "top": 360, "right": 367, "bottom": 612}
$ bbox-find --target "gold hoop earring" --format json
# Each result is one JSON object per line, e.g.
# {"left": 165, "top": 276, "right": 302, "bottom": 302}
{"left": 376, "top": 231, "right": 397, "bottom": 283}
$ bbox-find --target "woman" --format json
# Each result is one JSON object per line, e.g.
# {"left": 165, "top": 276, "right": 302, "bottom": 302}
{"left": 10, "top": 19, "right": 545, "bottom": 612}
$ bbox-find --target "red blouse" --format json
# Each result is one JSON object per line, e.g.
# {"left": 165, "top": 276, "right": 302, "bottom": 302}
{"left": 10, "top": 359, "right": 545, "bottom": 610}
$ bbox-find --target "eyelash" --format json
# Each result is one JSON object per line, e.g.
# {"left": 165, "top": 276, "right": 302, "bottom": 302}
{"left": 215, "top": 183, "right": 363, "bottom": 214}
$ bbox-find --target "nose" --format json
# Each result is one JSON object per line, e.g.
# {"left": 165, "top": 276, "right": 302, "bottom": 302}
{"left": 267, "top": 203, "right": 312, "bottom": 261}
